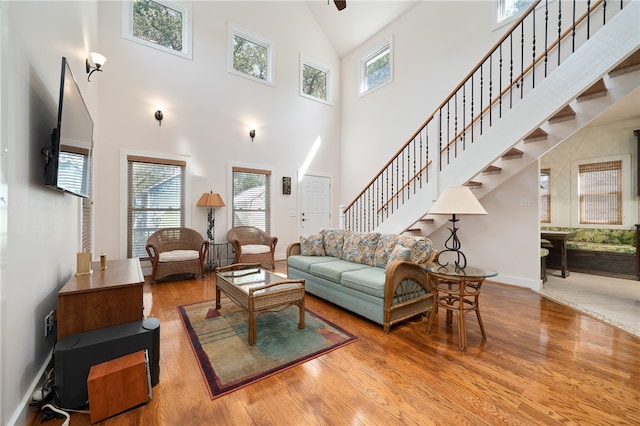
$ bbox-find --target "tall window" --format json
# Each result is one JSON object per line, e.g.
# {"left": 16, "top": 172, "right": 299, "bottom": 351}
{"left": 578, "top": 160, "right": 622, "bottom": 225}
{"left": 540, "top": 168, "right": 550, "bottom": 223}
{"left": 127, "top": 155, "right": 186, "bottom": 258}
{"left": 122, "top": 0, "right": 193, "bottom": 59}
{"left": 497, "top": 0, "right": 533, "bottom": 23}
{"left": 229, "top": 25, "right": 274, "bottom": 86}
{"left": 360, "top": 39, "right": 392, "bottom": 95}
{"left": 232, "top": 167, "right": 271, "bottom": 233}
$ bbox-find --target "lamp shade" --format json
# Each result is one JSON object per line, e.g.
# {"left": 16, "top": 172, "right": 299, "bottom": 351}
{"left": 196, "top": 191, "right": 225, "bottom": 208}
{"left": 429, "top": 186, "right": 487, "bottom": 215}
{"left": 90, "top": 52, "right": 107, "bottom": 67}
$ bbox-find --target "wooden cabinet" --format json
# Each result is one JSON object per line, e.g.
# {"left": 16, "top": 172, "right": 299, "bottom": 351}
{"left": 57, "top": 258, "right": 145, "bottom": 340}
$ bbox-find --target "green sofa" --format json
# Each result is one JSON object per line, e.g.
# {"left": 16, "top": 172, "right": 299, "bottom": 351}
{"left": 542, "top": 226, "right": 639, "bottom": 279}
{"left": 286, "top": 229, "right": 438, "bottom": 332}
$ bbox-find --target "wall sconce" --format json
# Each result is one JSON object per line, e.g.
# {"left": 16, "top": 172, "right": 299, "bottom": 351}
{"left": 85, "top": 52, "right": 107, "bottom": 82}
{"left": 249, "top": 129, "right": 256, "bottom": 142}
{"left": 154, "top": 109, "right": 164, "bottom": 126}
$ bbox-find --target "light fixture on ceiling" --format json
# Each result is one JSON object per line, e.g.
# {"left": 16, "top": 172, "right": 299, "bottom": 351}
{"left": 332, "top": 0, "right": 347, "bottom": 11}
{"left": 428, "top": 186, "right": 488, "bottom": 269}
{"left": 85, "top": 52, "right": 107, "bottom": 82}
{"left": 249, "top": 129, "right": 256, "bottom": 142}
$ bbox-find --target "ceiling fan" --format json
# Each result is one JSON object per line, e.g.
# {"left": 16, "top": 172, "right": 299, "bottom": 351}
{"left": 333, "top": 0, "right": 347, "bottom": 11}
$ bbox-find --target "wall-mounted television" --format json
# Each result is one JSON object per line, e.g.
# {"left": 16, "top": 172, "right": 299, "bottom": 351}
{"left": 43, "top": 57, "right": 93, "bottom": 198}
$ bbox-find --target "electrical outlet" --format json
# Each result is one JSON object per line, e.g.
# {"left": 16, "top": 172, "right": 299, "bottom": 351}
{"left": 44, "top": 311, "right": 55, "bottom": 338}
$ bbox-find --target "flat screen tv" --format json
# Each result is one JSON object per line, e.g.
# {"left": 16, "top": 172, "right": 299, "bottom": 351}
{"left": 44, "top": 57, "right": 93, "bottom": 198}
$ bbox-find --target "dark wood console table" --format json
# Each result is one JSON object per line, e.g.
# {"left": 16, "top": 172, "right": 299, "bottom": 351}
{"left": 57, "top": 258, "right": 145, "bottom": 339}
{"left": 541, "top": 230, "right": 576, "bottom": 278}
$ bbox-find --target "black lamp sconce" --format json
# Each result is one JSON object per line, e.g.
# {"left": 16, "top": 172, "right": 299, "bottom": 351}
{"left": 249, "top": 129, "right": 256, "bottom": 142}
{"left": 155, "top": 109, "right": 163, "bottom": 126}
{"left": 85, "top": 52, "right": 107, "bottom": 82}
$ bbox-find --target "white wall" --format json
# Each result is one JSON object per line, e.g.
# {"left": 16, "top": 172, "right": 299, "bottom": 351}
{"left": 94, "top": 1, "right": 341, "bottom": 262}
{"left": 339, "top": 0, "right": 503, "bottom": 202}
{"left": 0, "top": 1, "right": 99, "bottom": 423}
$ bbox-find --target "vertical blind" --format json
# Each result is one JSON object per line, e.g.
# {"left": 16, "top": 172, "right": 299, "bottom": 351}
{"left": 232, "top": 166, "right": 271, "bottom": 233}
{"left": 578, "top": 160, "right": 622, "bottom": 225}
{"left": 540, "top": 168, "right": 550, "bottom": 223}
{"left": 127, "top": 155, "right": 186, "bottom": 258}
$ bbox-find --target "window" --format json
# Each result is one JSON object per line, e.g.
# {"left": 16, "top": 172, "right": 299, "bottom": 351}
{"left": 540, "top": 168, "right": 550, "bottom": 223}
{"left": 300, "top": 56, "right": 331, "bottom": 104}
{"left": 578, "top": 160, "right": 622, "bottom": 225}
{"left": 127, "top": 155, "right": 186, "bottom": 258}
{"left": 122, "top": 0, "right": 193, "bottom": 59}
{"left": 228, "top": 25, "right": 274, "bottom": 86}
{"left": 360, "top": 39, "right": 392, "bottom": 95}
{"left": 232, "top": 167, "right": 271, "bottom": 233}
{"left": 497, "top": 0, "right": 533, "bottom": 23}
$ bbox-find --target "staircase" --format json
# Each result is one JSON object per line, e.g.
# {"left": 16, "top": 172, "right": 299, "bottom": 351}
{"left": 342, "top": 0, "right": 640, "bottom": 238}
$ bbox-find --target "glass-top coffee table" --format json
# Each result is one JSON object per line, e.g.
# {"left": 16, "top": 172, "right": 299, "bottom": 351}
{"left": 215, "top": 263, "right": 306, "bottom": 345}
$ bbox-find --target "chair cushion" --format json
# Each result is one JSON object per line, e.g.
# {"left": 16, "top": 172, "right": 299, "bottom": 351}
{"left": 158, "top": 249, "right": 200, "bottom": 262}
{"left": 340, "top": 267, "right": 386, "bottom": 298}
{"left": 287, "top": 255, "right": 340, "bottom": 273}
{"left": 309, "top": 259, "right": 369, "bottom": 284}
{"left": 242, "top": 244, "right": 271, "bottom": 254}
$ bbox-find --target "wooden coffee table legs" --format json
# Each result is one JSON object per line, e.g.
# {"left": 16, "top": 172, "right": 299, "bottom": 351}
{"left": 247, "top": 298, "right": 305, "bottom": 345}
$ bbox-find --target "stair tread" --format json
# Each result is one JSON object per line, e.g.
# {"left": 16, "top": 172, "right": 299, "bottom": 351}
{"left": 502, "top": 148, "right": 523, "bottom": 160}
{"left": 549, "top": 105, "right": 576, "bottom": 124}
{"left": 524, "top": 127, "right": 548, "bottom": 143}
{"left": 609, "top": 48, "right": 640, "bottom": 77}
{"left": 483, "top": 165, "right": 502, "bottom": 174}
{"left": 465, "top": 181, "right": 483, "bottom": 188}
{"left": 577, "top": 79, "right": 607, "bottom": 102}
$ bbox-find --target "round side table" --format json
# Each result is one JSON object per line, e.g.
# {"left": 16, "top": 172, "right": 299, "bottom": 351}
{"left": 425, "top": 263, "right": 497, "bottom": 350}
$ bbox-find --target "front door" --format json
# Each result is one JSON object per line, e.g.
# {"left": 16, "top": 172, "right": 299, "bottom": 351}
{"left": 300, "top": 174, "right": 331, "bottom": 235}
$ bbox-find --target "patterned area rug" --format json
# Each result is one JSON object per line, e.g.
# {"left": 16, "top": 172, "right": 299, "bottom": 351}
{"left": 177, "top": 300, "right": 358, "bottom": 399}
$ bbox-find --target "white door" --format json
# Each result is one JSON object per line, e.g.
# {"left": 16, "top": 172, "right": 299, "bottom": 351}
{"left": 300, "top": 174, "right": 331, "bottom": 235}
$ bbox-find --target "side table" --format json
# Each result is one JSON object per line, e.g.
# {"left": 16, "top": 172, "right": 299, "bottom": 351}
{"left": 425, "top": 263, "right": 497, "bottom": 350}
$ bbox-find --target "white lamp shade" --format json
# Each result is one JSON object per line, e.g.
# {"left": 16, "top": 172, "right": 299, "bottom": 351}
{"left": 90, "top": 52, "right": 107, "bottom": 67}
{"left": 429, "top": 186, "right": 488, "bottom": 215}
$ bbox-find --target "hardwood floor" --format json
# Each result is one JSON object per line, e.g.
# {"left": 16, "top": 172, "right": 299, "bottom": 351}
{"left": 27, "top": 261, "right": 640, "bottom": 425}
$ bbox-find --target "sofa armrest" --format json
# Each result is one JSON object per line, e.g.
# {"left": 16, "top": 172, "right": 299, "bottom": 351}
{"left": 287, "top": 242, "right": 301, "bottom": 257}
{"left": 382, "top": 260, "right": 435, "bottom": 333}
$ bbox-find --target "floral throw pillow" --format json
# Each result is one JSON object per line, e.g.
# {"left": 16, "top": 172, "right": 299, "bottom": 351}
{"left": 320, "top": 228, "right": 346, "bottom": 258}
{"left": 388, "top": 244, "right": 412, "bottom": 264}
{"left": 300, "top": 234, "right": 325, "bottom": 256}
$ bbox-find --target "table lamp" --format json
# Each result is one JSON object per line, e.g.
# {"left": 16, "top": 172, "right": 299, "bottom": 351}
{"left": 428, "top": 186, "right": 487, "bottom": 269}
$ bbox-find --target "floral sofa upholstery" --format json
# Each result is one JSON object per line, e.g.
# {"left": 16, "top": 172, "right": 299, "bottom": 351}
{"left": 542, "top": 226, "right": 639, "bottom": 279}
{"left": 286, "top": 228, "right": 438, "bottom": 333}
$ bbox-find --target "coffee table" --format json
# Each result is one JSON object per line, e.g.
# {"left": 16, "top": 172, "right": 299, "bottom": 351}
{"left": 215, "top": 263, "right": 306, "bottom": 345}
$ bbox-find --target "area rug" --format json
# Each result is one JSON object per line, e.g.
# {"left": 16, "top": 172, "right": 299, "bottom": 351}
{"left": 177, "top": 300, "right": 358, "bottom": 399}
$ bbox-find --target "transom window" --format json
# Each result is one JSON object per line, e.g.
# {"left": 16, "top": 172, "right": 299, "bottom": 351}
{"left": 127, "top": 155, "right": 186, "bottom": 258}
{"left": 228, "top": 25, "right": 274, "bottom": 86}
{"left": 497, "top": 0, "right": 533, "bottom": 23}
{"left": 300, "top": 56, "right": 331, "bottom": 104}
{"left": 122, "top": 0, "right": 193, "bottom": 59}
{"left": 578, "top": 160, "right": 622, "bottom": 225}
{"left": 232, "top": 167, "right": 271, "bottom": 233}
{"left": 360, "top": 39, "right": 392, "bottom": 95}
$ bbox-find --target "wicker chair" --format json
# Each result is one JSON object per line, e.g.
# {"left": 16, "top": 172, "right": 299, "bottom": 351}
{"left": 227, "top": 226, "right": 278, "bottom": 270}
{"left": 145, "top": 227, "right": 209, "bottom": 282}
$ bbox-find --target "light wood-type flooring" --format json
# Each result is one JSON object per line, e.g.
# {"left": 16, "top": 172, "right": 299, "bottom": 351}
{"left": 27, "top": 261, "right": 640, "bottom": 425}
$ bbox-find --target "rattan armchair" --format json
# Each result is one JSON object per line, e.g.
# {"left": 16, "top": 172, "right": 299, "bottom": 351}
{"left": 145, "top": 227, "right": 209, "bottom": 282}
{"left": 227, "top": 226, "right": 278, "bottom": 270}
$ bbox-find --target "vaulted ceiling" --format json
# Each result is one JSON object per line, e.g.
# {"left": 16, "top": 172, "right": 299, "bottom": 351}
{"left": 305, "top": 0, "right": 420, "bottom": 57}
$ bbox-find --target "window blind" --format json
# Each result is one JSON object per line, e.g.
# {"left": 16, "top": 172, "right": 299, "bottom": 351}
{"left": 540, "top": 168, "right": 550, "bottom": 223}
{"left": 578, "top": 160, "right": 622, "bottom": 225}
{"left": 232, "top": 166, "right": 271, "bottom": 233}
{"left": 127, "top": 155, "right": 186, "bottom": 258}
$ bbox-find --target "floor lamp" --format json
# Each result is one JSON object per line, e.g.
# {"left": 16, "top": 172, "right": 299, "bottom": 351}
{"left": 197, "top": 191, "right": 225, "bottom": 269}
{"left": 428, "top": 186, "right": 487, "bottom": 269}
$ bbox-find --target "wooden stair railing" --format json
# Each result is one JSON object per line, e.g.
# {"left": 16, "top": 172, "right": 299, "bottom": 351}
{"left": 343, "top": 0, "right": 630, "bottom": 233}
